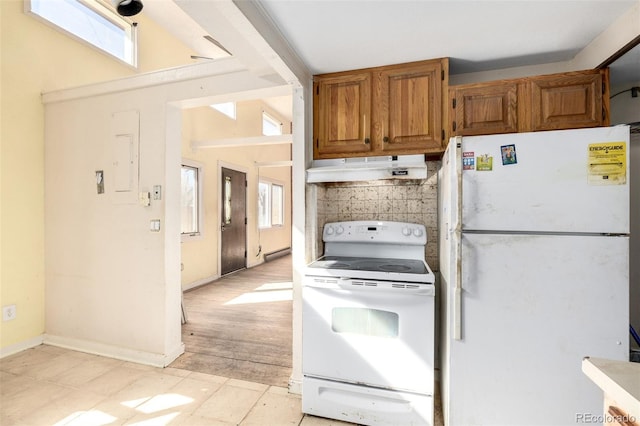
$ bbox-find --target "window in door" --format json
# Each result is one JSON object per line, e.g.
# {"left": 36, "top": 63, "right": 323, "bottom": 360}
{"left": 223, "top": 176, "right": 232, "bottom": 225}
{"left": 258, "top": 180, "right": 284, "bottom": 228}
{"left": 25, "top": 0, "right": 138, "bottom": 66}
{"left": 181, "top": 162, "right": 203, "bottom": 239}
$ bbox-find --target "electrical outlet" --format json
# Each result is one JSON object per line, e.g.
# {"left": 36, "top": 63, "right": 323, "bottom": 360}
{"left": 3, "top": 305, "right": 16, "bottom": 321}
{"left": 150, "top": 219, "right": 161, "bottom": 232}
{"left": 153, "top": 185, "right": 162, "bottom": 200}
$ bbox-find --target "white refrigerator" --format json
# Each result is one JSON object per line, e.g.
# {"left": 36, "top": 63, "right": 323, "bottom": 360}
{"left": 438, "top": 126, "right": 630, "bottom": 426}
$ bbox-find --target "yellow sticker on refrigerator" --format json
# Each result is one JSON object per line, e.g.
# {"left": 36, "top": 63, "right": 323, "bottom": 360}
{"left": 588, "top": 142, "right": 626, "bottom": 185}
{"left": 476, "top": 154, "right": 493, "bottom": 171}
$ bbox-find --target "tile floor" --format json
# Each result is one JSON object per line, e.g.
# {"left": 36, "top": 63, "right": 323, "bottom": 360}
{"left": 0, "top": 345, "right": 351, "bottom": 426}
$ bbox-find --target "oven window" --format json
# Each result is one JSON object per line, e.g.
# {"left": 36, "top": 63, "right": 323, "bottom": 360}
{"left": 331, "top": 308, "right": 399, "bottom": 338}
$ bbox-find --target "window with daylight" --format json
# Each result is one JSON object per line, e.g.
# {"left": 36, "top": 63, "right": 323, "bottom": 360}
{"left": 258, "top": 180, "right": 284, "bottom": 228}
{"left": 211, "top": 102, "right": 236, "bottom": 120}
{"left": 26, "top": 0, "right": 137, "bottom": 66}
{"left": 181, "top": 163, "right": 202, "bottom": 237}
{"left": 262, "top": 112, "right": 282, "bottom": 136}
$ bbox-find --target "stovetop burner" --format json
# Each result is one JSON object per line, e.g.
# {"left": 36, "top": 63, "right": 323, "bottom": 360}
{"left": 321, "top": 260, "right": 351, "bottom": 269}
{"left": 378, "top": 264, "right": 412, "bottom": 272}
{"left": 308, "top": 256, "right": 428, "bottom": 275}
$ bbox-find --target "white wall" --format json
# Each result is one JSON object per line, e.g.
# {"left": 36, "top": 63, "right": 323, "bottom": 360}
{"left": 45, "top": 92, "right": 180, "bottom": 365}
{"left": 44, "top": 62, "right": 287, "bottom": 366}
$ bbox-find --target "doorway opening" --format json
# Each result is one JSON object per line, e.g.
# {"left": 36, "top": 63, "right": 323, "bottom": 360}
{"left": 173, "top": 91, "right": 295, "bottom": 386}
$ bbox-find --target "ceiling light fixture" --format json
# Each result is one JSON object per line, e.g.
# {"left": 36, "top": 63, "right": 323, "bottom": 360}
{"left": 112, "top": 0, "right": 143, "bottom": 17}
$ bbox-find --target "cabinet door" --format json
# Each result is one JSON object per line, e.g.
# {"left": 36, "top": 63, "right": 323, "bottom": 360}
{"left": 314, "top": 73, "right": 372, "bottom": 158}
{"left": 376, "top": 62, "right": 443, "bottom": 154}
{"left": 450, "top": 82, "right": 518, "bottom": 136}
{"left": 530, "top": 70, "right": 607, "bottom": 131}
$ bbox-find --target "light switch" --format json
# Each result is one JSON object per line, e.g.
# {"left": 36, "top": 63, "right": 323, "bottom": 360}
{"left": 139, "top": 192, "right": 150, "bottom": 206}
{"left": 96, "top": 170, "right": 104, "bottom": 194}
{"left": 150, "top": 219, "right": 161, "bottom": 232}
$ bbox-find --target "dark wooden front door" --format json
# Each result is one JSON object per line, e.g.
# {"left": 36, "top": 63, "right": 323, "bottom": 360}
{"left": 220, "top": 167, "right": 246, "bottom": 275}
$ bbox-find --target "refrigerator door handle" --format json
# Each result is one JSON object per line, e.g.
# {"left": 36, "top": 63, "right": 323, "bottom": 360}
{"left": 454, "top": 136, "right": 463, "bottom": 341}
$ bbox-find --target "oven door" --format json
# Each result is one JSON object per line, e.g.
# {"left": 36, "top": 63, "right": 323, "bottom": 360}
{"left": 302, "top": 275, "right": 435, "bottom": 395}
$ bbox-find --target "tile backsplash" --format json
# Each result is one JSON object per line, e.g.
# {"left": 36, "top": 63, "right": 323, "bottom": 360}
{"left": 315, "top": 160, "right": 440, "bottom": 271}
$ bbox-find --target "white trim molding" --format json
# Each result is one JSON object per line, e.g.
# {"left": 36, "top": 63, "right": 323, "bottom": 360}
{"left": 41, "top": 58, "right": 246, "bottom": 104}
{"left": 183, "top": 274, "right": 220, "bottom": 292}
{"left": 288, "top": 376, "right": 302, "bottom": 395}
{"left": 193, "top": 134, "right": 293, "bottom": 149}
{"left": 0, "top": 335, "right": 45, "bottom": 359}
{"left": 43, "top": 334, "right": 185, "bottom": 367}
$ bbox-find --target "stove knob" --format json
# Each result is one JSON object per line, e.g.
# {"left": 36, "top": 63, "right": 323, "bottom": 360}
{"left": 336, "top": 226, "right": 345, "bottom": 235}
{"left": 413, "top": 227, "right": 424, "bottom": 237}
{"left": 402, "top": 226, "right": 412, "bottom": 236}
{"left": 325, "top": 226, "right": 334, "bottom": 235}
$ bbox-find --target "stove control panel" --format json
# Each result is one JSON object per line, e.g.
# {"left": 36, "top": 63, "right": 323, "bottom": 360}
{"left": 323, "top": 221, "right": 427, "bottom": 245}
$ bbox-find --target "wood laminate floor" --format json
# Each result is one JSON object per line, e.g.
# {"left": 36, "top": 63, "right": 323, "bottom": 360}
{"left": 169, "top": 255, "right": 293, "bottom": 388}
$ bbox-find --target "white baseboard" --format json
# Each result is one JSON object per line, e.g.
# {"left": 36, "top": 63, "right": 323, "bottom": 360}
{"left": 183, "top": 274, "right": 219, "bottom": 292}
{"left": 288, "top": 376, "right": 302, "bottom": 395}
{"left": 0, "top": 335, "right": 44, "bottom": 358}
{"left": 43, "top": 334, "right": 185, "bottom": 367}
{"left": 164, "top": 342, "right": 186, "bottom": 366}
{"left": 182, "top": 259, "right": 274, "bottom": 291}
{"left": 247, "top": 258, "right": 265, "bottom": 269}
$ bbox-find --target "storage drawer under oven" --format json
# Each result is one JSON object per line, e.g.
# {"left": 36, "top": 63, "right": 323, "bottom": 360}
{"left": 303, "top": 376, "right": 433, "bottom": 426}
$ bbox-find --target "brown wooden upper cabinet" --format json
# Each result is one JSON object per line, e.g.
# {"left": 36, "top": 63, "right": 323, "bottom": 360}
{"left": 314, "top": 58, "right": 449, "bottom": 159}
{"left": 449, "top": 68, "right": 610, "bottom": 137}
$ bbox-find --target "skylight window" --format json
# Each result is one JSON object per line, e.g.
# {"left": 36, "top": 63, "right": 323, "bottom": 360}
{"left": 211, "top": 102, "right": 236, "bottom": 120}
{"left": 262, "top": 112, "right": 282, "bottom": 136}
{"left": 26, "top": 0, "right": 137, "bottom": 66}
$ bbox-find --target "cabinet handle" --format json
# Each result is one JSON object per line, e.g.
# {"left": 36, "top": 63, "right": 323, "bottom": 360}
{"left": 363, "top": 114, "right": 368, "bottom": 144}
{"left": 383, "top": 136, "right": 389, "bottom": 143}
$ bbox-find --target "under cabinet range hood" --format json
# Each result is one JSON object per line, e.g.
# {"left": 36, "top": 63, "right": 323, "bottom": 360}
{"left": 306, "top": 155, "right": 427, "bottom": 183}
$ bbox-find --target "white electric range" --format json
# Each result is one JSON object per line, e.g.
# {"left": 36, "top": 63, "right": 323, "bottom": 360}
{"left": 302, "top": 220, "right": 436, "bottom": 426}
